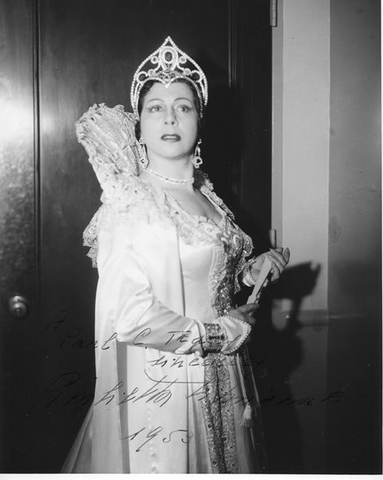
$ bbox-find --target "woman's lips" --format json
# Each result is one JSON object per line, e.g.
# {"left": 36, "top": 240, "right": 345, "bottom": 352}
{"left": 161, "top": 134, "right": 181, "bottom": 141}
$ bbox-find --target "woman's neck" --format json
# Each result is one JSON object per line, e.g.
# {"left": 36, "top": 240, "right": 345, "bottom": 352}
{"left": 147, "top": 154, "right": 194, "bottom": 178}
{"left": 141, "top": 155, "right": 195, "bottom": 190}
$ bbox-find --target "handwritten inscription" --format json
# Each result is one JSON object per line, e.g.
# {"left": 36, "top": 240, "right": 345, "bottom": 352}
{"left": 43, "top": 312, "right": 228, "bottom": 352}
{"left": 44, "top": 313, "right": 365, "bottom": 412}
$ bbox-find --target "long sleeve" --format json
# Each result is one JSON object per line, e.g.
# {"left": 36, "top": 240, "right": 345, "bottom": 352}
{"left": 95, "top": 217, "right": 205, "bottom": 355}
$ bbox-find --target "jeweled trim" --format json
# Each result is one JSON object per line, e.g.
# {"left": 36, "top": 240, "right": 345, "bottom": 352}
{"left": 203, "top": 323, "right": 226, "bottom": 353}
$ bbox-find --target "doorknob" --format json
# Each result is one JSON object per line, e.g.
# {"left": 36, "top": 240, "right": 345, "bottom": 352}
{"left": 8, "top": 295, "right": 29, "bottom": 318}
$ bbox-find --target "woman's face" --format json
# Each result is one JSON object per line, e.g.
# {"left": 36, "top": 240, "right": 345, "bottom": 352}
{"left": 139, "top": 82, "right": 199, "bottom": 163}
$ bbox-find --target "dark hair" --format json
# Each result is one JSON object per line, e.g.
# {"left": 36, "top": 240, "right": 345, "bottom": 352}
{"left": 134, "top": 78, "right": 203, "bottom": 141}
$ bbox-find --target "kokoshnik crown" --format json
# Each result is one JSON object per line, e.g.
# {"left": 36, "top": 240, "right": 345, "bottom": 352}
{"left": 130, "top": 36, "right": 208, "bottom": 118}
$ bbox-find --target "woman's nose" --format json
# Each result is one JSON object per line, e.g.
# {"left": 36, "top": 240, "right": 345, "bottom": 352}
{"left": 164, "top": 109, "right": 177, "bottom": 125}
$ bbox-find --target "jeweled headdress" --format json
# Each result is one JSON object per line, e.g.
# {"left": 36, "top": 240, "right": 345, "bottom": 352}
{"left": 130, "top": 36, "right": 208, "bottom": 118}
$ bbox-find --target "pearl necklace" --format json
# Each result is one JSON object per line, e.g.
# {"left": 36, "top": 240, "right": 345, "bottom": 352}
{"left": 145, "top": 167, "right": 195, "bottom": 185}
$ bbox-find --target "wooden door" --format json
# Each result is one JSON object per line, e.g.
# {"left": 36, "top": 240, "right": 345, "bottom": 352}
{"left": 0, "top": 0, "right": 35, "bottom": 472}
{"left": 0, "top": 0, "right": 271, "bottom": 472}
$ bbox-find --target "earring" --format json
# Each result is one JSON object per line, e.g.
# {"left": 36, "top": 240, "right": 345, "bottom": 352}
{"left": 139, "top": 137, "right": 149, "bottom": 170}
{"left": 192, "top": 139, "right": 203, "bottom": 169}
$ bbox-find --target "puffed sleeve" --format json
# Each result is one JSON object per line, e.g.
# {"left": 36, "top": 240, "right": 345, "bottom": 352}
{"left": 95, "top": 211, "right": 250, "bottom": 356}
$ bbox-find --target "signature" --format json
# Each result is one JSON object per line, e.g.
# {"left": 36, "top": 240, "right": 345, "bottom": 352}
{"left": 45, "top": 366, "right": 365, "bottom": 411}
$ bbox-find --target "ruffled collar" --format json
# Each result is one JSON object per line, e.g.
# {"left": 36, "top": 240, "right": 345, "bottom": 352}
{"left": 83, "top": 171, "right": 237, "bottom": 267}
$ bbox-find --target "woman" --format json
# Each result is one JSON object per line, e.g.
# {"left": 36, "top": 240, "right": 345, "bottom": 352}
{"left": 62, "top": 37, "right": 289, "bottom": 474}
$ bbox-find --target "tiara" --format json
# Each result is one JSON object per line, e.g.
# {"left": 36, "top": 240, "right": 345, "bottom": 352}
{"left": 130, "top": 36, "right": 208, "bottom": 118}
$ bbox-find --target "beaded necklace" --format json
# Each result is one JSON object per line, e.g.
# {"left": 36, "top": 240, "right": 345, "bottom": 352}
{"left": 145, "top": 167, "right": 194, "bottom": 186}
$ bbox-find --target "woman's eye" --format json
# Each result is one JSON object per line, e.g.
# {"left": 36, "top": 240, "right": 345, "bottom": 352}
{"left": 148, "top": 105, "right": 162, "bottom": 112}
{"left": 177, "top": 105, "right": 192, "bottom": 112}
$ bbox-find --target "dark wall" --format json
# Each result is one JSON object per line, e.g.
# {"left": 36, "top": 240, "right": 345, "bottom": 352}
{"left": 327, "top": 0, "right": 381, "bottom": 473}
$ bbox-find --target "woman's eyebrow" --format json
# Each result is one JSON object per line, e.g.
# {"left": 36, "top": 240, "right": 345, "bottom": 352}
{"left": 145, "top": 98, "right": 164, "bottom": 103}
{"left": 174, "top": 97, "right": 193, "bottom": 102}
{"left": 146, "top": 97, "right": 193, "bottom": 103}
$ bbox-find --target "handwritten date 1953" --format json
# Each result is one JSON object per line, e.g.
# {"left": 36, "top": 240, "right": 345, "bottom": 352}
{"left": 122, "top": 425, "right": 193, "bottom": 453}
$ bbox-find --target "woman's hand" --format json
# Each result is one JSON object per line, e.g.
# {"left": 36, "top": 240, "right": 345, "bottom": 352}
{"left": 251, "top": 247, "right": 290, "bottom": 284}
{"left": 228, "top": 303, "right": 259, "bottom": 328}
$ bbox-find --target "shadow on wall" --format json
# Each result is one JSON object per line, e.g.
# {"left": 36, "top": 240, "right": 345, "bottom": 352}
{"left": 243, "top": 262, "right": 321, "bottom": 473}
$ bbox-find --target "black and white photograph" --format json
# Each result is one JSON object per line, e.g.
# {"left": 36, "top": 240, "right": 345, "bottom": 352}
{"left": 0, "top": 0, "right": 381, "bottom": 475}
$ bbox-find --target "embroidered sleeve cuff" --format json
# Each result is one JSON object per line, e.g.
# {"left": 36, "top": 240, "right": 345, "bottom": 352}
{"left": 218, "top": 315, "right": 251, "bottom": 355}
{"left": 202, "top": 323, "right": 226, "bottom": 353}
{"left": 203, "top": 316, "right": 251, "bottom": 355}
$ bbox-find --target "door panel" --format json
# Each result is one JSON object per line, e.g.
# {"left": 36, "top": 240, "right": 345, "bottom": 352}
{"left": 0, "top": 0, "right": 37, "bottom": 472}
{"left": 0, "top": 0, "right": 271, "bottom": 472}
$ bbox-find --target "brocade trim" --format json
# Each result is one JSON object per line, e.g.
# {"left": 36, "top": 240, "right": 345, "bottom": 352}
{"left": 199, "top": 201, "right": 253, "bottom": 472}
{"left": 199, "top": 178, "right": 253, "bottom": 294}
{"left": 201, "top": 353, "right": 238, "bottom": 473}
{"left": 210, "top": 221, "right": 245, "bottom": 317}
